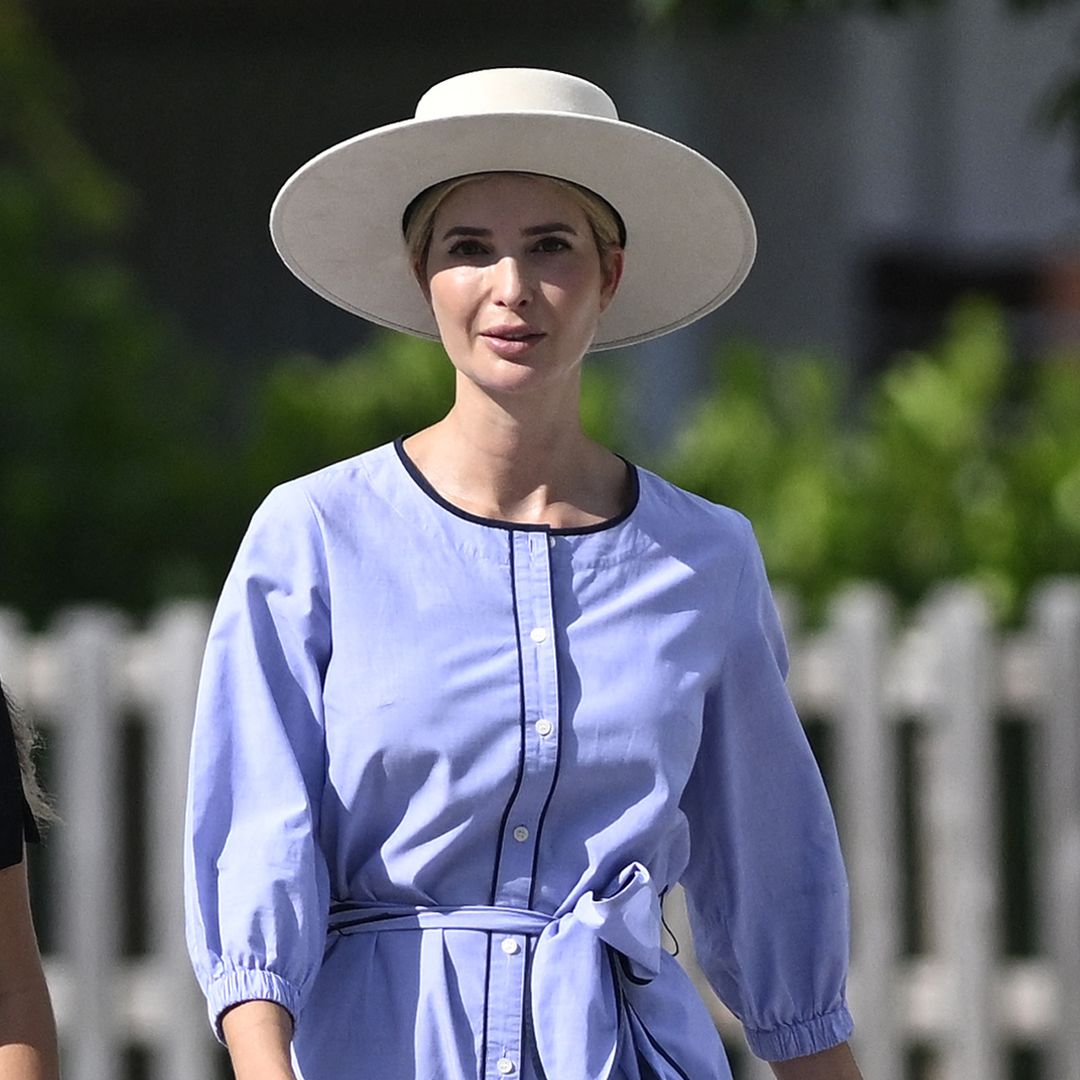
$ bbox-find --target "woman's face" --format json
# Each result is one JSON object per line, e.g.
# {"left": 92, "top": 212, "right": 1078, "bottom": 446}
{"left": 421, "top": 174, "right": 623, "bottom": 399}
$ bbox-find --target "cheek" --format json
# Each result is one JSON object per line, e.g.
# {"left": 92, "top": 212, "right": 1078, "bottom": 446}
{"left": 429, "top": 270, "right": 479, "bottom": 323}
{"left": 550, "top": 268, "right": 606, "bottom": 321}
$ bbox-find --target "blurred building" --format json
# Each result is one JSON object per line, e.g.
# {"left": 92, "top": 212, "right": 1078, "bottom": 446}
{"left": 35, "top": 0, "right": 1080, "bottom": 446}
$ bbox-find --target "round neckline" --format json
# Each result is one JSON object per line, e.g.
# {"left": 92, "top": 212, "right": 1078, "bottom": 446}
{"left": 393, "top": 436, "right": 640, "bottom": 536}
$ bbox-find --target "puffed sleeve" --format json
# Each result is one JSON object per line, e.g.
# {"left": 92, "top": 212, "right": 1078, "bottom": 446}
{"left": 184, "top": 482, "right": 332, "bottom": 1038}
{"left": 679, "top": 518, "right": 854, "bottom": 1061}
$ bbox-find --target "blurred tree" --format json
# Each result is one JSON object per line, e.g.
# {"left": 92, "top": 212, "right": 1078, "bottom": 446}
{"left": 0, "top": 0, "right": 238, "bottom": 623}
{"left": 664, "top": 298, "right": 1080, "bottom": 622}
{"left": 0, "top": 0, "right": 628, "bottom": 625}
{"left": 243, "top": 335, "right": 628, "bottom": 499}
{"left": 244, "top": 336, "right": 452, "bottom": 498}
{"left": 3, "top": 0, "right": 1078, "bottom": 631}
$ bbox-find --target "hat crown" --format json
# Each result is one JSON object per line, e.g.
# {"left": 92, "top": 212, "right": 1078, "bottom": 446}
{"left": 414, "top": 68, "right": 619, "bottom": 122}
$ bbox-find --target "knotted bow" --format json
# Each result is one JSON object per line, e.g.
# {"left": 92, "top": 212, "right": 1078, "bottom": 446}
{"left": 530, "top": 861, "right": 662, "bottom": 1080}
{"left": 327, "top": 861, "right": 665, "bottom": 1080}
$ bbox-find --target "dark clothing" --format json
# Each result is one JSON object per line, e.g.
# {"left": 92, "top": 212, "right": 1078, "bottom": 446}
{"left": 1, "top": 688, "right": 38, "bottom": 870}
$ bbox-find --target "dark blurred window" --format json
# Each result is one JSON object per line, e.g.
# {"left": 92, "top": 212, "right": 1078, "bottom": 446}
{"left": 859, "top": 246, "right": 1050, "bottom": 373}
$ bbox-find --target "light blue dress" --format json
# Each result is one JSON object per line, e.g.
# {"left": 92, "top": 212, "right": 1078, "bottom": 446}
{"left": 184, "top": 439, "right": 853, "bottom": 1080}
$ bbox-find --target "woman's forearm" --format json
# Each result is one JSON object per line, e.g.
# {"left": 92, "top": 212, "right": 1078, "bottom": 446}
{"left": 221, "top": 999, "right": 297, "bottom": 1080}
{"left": 769, "top": 1041, "right": 864, "bottom": 1080}
{"left": 0, "top": 861, "right": 59, "bottom": 1080}
{"left": 0, "top": 982, "right": 60, "bottom": 1080}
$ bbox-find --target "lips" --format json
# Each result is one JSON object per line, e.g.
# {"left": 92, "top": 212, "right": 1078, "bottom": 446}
{"left": 481, "top": 324, "right": 545, "bottom": 342}
{"left": 480, "top": 325, "right": 546, "bottom": 357}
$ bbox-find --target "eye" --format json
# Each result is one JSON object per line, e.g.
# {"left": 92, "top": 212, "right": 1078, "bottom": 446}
{"left": 447, "top": 238, "right": 488, "bottom": 257}
{"left": 532, "top": 235, "right": 572, "bottom": 253}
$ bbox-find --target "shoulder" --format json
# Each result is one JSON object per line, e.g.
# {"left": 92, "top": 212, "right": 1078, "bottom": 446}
{"left": 248, "top": 442, "right": 396, "bottom": 534}
{"left": 224, "top": 443, "right": 403, "bottom": 594}
{"left": 634, "top": 464, "right": 757, "bottom": 567}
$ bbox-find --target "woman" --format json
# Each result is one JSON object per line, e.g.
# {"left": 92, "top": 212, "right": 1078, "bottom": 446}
{"left": 1, "top": 688, "right": 60, "bottom": 1080}
{"left": 185, "top": 69, "right": 863, "bottom": 1080}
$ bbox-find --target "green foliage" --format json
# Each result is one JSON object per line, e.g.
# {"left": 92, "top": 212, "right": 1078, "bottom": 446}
{"left": 663, "top": 299, "right": 1080, "bottom": 622}
{"left": 237, "top": 331, "right": 626, "bottom": 483}
{"left": 3, "top": 0, "right": 1077, "bottom": 629}
{"left": 243, "top": 335, "right": 454, "bottom": 496}
{"left": 240, "top": 335, "right": 624, "bottom": 490}
{"left": 0, "top": 0, "right": 627, "bottom": 624}
{"left": 0, "top": 0, "right": 230, "bottom": 621}
{"left": 0, "top": 1, "right": 128, "bottom": 237}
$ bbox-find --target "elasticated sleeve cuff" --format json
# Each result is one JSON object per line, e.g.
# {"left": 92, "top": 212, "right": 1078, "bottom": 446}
{"left": 207, "top": 968, "right": 303, "bottom": 1044}
{"left": 744, "top": 1001, "right": 855, "bottom": 1061}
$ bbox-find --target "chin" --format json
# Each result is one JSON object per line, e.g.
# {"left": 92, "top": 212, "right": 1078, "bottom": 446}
{"left": 473, "top": 369, "right": 557, "bottom": 397}
{"left": 453, "top": 349, "right": 569, "bottom": 390}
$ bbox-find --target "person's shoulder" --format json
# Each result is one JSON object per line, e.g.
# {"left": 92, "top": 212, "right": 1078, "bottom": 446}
{"left": 228, "top": 444, "right": 399, "bottom": 570}
{"left": 630, "top": 465, "right": 759, "bottom": 591}
{"left": 256, "top": 442, "right": 396, "bottom": 522}
{"left": 635, "top": 464, "right": 755, "bottom": 551}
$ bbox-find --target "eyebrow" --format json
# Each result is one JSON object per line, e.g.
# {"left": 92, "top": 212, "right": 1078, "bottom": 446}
{"left": 439, "top": 222, "right": 580, "bottom": 240}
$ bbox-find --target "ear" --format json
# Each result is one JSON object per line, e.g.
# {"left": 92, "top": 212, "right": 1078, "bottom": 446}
{"left": 413, "top": 258, "right": 432, "bottom": 305}
{"left": 598, "top": 248, "right": 625, "bottom": 313}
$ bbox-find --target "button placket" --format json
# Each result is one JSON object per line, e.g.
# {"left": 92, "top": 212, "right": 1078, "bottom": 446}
{"left": 518, "top": 534, "right": 561, "bottom": 907}
{"left": 486, "top": 925, "right": 527, "bottom": 1080}
{"left": 492, "top": 532, "right": 560, "bottom": 907}
{"left": 485, "top": 944, "right": 525, "bottom": 1080}
{"left": 484, "top": 530, "right": 562, "bottom": 1080}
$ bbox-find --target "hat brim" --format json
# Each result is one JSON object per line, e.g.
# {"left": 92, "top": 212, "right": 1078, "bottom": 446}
{"left": 270, "top": 112, "right": 756, "bottom": 350}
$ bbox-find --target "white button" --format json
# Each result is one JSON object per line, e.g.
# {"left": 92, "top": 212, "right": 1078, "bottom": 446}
{"left": 548, "top": 535, "right": 556, "bottom": 549}
{"left": 535, "top": 719, "right": 553, "bottom": 737}
{"left": 512, "top": 825, "right": 530, "bottom": 842}
{"left": 497, "top": 1059, "right": 515, "bottom": 1075}
{"left": 501, "top": 937, "right": 520, "bottom": 955}
{"left": 530, "top": 627, "right": 548, "bottom": 643}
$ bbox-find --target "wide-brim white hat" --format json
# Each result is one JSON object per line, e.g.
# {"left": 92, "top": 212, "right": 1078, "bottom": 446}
{"left": 270, "top": 68, "right": 756, "bottom": 351}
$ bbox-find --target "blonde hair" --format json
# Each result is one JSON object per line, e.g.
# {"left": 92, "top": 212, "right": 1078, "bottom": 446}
{"left": 403, "top": 172, "right": 625, "bottom": 277}
{"left": 5, "top": 688, "right": 58, "bottom": 830}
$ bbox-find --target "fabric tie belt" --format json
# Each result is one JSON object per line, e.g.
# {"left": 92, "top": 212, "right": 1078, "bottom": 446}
{"left": 327, "top": 862, "right": 665, "bottom": 1080}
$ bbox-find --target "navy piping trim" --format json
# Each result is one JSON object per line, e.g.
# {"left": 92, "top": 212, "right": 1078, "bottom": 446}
{"left": 394, "top": 436, "right": 640, "bottom": 535}
{"left": 523, "top": 939, "right": 550, "bottom": 1080}
{"left": 608, "top": 950, "right": 634, "bottom": 1076}
{"left": 527, "top": 543, "right": 562, "bottom": 908}
{"left": 618, "top": 952, "right": 653, "bottom": 986}
{"left": 480, "top": 932, "right": 492, "bottom": 1080}
{"left": 520, "top": 938, "right": 534, "bottom": 1078}
{"left": 489, "top": 532, "right": 528, "bottom": 906}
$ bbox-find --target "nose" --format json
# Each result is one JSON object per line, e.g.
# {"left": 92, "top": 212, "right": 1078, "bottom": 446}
{"left": 491, "top": 255, "right": 530, "bottom": 308}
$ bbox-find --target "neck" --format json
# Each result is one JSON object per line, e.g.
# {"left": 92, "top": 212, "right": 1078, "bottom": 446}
{"left": 403, "top": 374, "right": 628, "bottom": 528}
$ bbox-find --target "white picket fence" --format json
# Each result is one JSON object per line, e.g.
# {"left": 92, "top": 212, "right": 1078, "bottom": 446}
{"left": 1, "top": 580, "right": 1078, "bottom": 1080}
